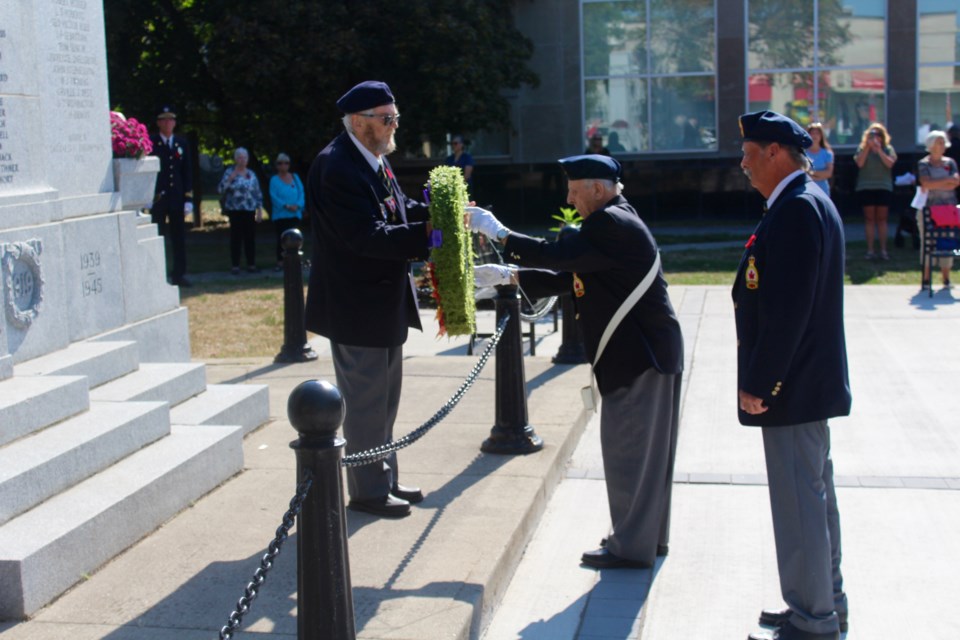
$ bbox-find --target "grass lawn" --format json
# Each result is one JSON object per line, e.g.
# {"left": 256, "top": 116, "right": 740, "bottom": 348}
{"left": 178, "top": 214, "right": 933, "bottom": 357}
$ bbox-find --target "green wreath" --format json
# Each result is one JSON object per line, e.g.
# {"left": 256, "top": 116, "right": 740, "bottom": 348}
{"left": 426, "top": 166, "right": 475, "bottom": 336}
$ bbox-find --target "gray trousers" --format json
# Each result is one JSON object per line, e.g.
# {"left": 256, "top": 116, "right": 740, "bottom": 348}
{"left": 763, "top": 420, "right": 848, "bottom": 635}
{"left": 330, "top": 342, "right": 403, "bottom": 501}
{"left": 600, "top": 368, "right": 681, "bottom": 565}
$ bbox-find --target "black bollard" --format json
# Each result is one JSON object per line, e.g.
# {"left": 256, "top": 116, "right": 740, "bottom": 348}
{"left": 288, "top": 380, "right": 356, "bottom": 640}
{"left": 481, "top": 284, "right": 544, "bottom": 454}
{"left": 551, "top": 293, "right": 587, "bottom": 364}
{"left": 275, "top": 229, "right": 319, "bottom": 363}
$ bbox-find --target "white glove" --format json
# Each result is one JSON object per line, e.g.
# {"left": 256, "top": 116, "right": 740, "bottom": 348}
{"left": 467, "top": 206, "right": 508, "bottom": 239}
{"left": 474, "top": 264, "right": 518, "bottom": 287}
{"left": 184, "top": 202, "right": 194, "bottom": 214}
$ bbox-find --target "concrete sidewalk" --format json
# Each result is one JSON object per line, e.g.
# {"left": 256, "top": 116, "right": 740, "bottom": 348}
{"left": 2, "top": 285, "right": 958, "bottom": 640}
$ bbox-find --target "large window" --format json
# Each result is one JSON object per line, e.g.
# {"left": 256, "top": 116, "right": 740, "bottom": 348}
{"left": 747, "top": 0, "right": 886, "bottom": 147}
{"left": 582, "top": 0, "right": 717, "bottom": 153}
{"left": 918, "top": 0, "right": 960, "bottom": 144}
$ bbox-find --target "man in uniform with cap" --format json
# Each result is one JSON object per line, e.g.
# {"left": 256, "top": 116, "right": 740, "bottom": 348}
{"left": 735, "top": 110, "right": 852, "bottom": 640}
{"left": 149, "top": 105, "right": 194, "bottom": 287}
{"left": 305, "top": 81, "right": 436, "bottom": 518}
{"left": 469, "top": 154, "right": 683, "bottom": 569}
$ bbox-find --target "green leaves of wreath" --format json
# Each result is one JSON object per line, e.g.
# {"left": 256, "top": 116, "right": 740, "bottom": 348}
{"left": 426, "top": 166, "right": 475, "bottom": 336}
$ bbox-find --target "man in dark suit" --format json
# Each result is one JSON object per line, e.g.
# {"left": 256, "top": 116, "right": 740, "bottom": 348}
{"left": 735, "top": 111, "right": 853, "bottom": 640}
{"left": 305, "top": 81, "right": 436, "bottom": 518}
{"left": 149, "top": 105, "right": 193, "bottom": 287}
{"left": 469, "top": 155, "right": 684, "bottom": 569}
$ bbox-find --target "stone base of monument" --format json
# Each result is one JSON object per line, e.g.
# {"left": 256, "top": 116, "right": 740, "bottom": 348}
{"left": 0, "top": 332, "right": 268, "bottom": 620}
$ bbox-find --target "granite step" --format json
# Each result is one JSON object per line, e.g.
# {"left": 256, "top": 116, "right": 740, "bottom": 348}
{"left": 170, "top": 383, "right": 270, "bottom": 435}
{"left": 89, "top": 362, "right": 206, "bottom": 406}
{"left": 0, "top": 401, "right": 169, "bottom": 527}
{"left": 0, "top": 376, "right": 89, "bottom": 448}
{"left": 0, "top": 424, "right": 244, "bottom": 620}
{"left": 14, "top": 340, "right": 139, "bottom": 389}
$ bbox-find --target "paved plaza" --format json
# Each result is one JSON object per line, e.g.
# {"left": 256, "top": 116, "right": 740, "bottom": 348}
{"left": 1, "top": 285, "right": 958, "bottom": 639}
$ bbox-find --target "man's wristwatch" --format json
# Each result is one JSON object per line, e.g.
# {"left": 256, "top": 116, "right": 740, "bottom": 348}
{"left": 496, "top": 227, "right": 511, "bottom": 242}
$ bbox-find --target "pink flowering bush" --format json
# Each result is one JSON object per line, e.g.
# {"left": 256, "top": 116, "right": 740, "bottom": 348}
{"left": 110, "top": 111, "right": 153, "bottom": 158}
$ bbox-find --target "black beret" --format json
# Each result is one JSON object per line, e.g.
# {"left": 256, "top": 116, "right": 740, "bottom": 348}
{"left": 156, "top": 104, "right": 177, "bottom": 120}
{"left": 558, "top": 154, "right": 622, "bottom": 181}
{"left": 336, "top": 81, "right": 395, "bottom": 114}
{"left": 739, "top": 110, "right": 812, "bottom": 148}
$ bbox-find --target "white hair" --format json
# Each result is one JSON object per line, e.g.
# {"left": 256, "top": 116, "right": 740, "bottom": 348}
{"left": 234, "top": 147, "right": 249, "bottom": 160}
{"left": 595, "top": 179, "right": 624, "bottom": 195}
{"left": 926, "top": 130, "right": 950, "bottom": 151}
{"left": 342, "top": 114, "right": 355, "bottom": 134}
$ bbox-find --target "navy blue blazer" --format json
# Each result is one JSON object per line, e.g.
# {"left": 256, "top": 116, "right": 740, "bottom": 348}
{"left": 304, "top": 132, "right": 430, "bottom": 348}
{"left": 149, "top": 133, "right": 192, "bottom": 213}
{"left": 505, "top": 195, "right": 683, "bottom": 394}
{"left": 732, "top": 174, "right": 852, "bottom": 427}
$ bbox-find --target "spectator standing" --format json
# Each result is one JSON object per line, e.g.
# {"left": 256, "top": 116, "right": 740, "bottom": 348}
{"left": 806, "top": 122, "right": 835, "bottom": 198}
{"left": 444, "top": 134, "right": 475, "bottom": 192}
{"left": 585, "top": 132, "right": 611, "bottom": 156}
{"left": 218, "top": 147, "right": 264, "bottom": 274}
{"left": 468, "top": 155, "right": 684, "bottom": 570}
{"left": 268, "top": 153, "right": 305, "bottom": 271}
{"left": 304, "top": 81, "right": 435, "bottom": 519}
{"left": 149, "top": 104, "right": 193, "bottom": 287}
{"left": 917, "top": 130, "right": 959, "bottom": 289}
{"left": 854, "top": 122, "right": 897, "bottom": 260}
{"left": 736, "top": 110, "right": 852, "bottom": 640}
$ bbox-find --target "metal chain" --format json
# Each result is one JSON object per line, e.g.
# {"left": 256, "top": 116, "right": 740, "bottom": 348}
{"left": 219, "top": 474, "right": 313, "bottom": 640}
{"left": 342, "top": 311, "right": 510, "bottom": 468}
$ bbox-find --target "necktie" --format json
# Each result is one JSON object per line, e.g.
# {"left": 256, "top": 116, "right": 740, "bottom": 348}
{"left": 378, "top": 162, "right": 394, "bottom": 197}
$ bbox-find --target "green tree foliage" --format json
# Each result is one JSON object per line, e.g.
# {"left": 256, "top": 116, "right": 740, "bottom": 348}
{"left": 747, "top": 0, "right": 852, "bottom": 71}
{"left": 104, "top": 0, "right": 538, "bottom": 166}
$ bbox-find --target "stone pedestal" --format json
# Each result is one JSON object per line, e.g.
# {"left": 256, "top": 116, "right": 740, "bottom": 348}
{"left": 113, "top": 156, "right": 160, "bottom": 210}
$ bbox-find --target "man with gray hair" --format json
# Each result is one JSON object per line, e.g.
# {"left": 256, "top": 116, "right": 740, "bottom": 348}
{"left": 735, "top": 110, "right": 852, "bottom": 640}
{"left": 470, "top": 154, "right": 684, "bottom": 570}
{"left": 304, "top": 81, "right": 437, "bottom": 519}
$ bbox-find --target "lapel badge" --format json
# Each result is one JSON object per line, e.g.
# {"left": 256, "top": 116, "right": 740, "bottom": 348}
{"left": 745, "top": 256, "right": 759, "bottom": 290}
{"left": 384, "top": 195, "right": 397, "bottom": 214}
{"left": 573, "top": 273, "right": 585, "bottom": 297}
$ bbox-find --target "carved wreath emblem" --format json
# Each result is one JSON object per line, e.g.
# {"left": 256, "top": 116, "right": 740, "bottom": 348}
{"left": 2, "top": 239, "right": 44, "bottom": 329}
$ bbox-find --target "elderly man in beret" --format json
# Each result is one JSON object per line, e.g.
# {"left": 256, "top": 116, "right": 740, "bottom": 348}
{"left": 736, "top": 110, "right": 852, "bottom": 640}
{"left": 304, "top": 81, "right": 437, "bottom": 518}
{"left": 470, "top": 155, "right": 684, "bottom": 570}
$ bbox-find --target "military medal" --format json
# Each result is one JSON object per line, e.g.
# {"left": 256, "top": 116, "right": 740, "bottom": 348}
{"left": 745, "top": 256, "right": 759, "bottom": 290}
{"left": 573, "top": 273, "right": 585, "bottom": 297}
{"left": 384, "top": 195, "right": 397, "bottom": 214}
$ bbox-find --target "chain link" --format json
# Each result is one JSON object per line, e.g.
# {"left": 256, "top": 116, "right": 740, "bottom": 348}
{"left": 341, "top": 311, "right": 510, "bottom": 468}
{"left": 218, "top": 311, "right": 509, "bottom": 636}
{"left": 219, "top": 474, "right": 313, "bottom": 640}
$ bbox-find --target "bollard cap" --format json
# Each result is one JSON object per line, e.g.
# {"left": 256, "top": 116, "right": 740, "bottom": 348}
{"left": 287, "top": 379, "right": 344, "bottom": 438}
{"left": 280, "top": 228, "right": 304, "bottom": 251}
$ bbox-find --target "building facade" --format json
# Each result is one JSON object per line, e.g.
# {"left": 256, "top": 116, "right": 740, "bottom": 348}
{"left": 395, "top": 0, "right": 959, "bottom": 225}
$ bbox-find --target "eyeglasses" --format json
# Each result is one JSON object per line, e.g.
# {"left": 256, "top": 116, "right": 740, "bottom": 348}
{"left": 358, "top": 112, "right": 401, "bottom": 126}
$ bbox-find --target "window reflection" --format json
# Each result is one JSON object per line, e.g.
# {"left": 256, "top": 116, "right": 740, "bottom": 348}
{"left": 582, "top": 0, "right": 717, "bottom": 153}
{"left": 747, "top": 0, "right": 886, "bottom": 146}
{"left": 918, "top": 0, "right": 960, "bottom": 143}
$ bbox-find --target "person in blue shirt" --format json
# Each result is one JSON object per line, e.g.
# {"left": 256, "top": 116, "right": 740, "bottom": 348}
{"left": 806, "top": 122, "right": 834, "bottom": 198}
{"left": 444, "top": 134, "right": 474, "bottom": 192}
{"left": 269, "top": 153, "right": 305, "bottom": 271}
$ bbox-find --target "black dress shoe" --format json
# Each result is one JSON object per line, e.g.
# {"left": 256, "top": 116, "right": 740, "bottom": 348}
{"left": 599, "top": 538, "right": 668, "bottom": 557}
{"left": 759, "top": 608, "right": 848, "bottom": 634}
{"left": 748, "top": 620, "right": 840, "bottom": 640}
{"left": 580, "top": 548, "right": 651, "bottom": 570}
{"left": 348, "top": 494, "right": 410, "bottom": 518}
{"left": 392, "top": 483, "right": 424, "bottom": 504}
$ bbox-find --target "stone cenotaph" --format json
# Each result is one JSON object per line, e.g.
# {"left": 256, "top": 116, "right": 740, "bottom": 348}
{"left": 0, "top": 1, "right": 269, "bottom": 619}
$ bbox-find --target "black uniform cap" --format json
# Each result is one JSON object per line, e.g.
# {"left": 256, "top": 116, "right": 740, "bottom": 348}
{"left": 739, "top": 110, "right": 812, "bottom": 148}
{"left": 156, "top": 104, "right": 177, "bottom": 120}
{"left": 336, "top": 81, "right": 395, "bottom": 114}
{"left": 558, "top": 154, "right": 622, "bottom": 181}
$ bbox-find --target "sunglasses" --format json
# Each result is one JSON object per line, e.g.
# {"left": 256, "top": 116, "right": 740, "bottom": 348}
{"left": 358, "top": 112, "right": 401, "bottom": 126}
{"left": 276, "top": 161, "right": 289, "bottom": 165}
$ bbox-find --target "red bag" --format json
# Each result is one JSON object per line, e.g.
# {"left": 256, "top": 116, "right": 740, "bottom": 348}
{"left": 930, "top": 204, "right": 960, "bottom": 227}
